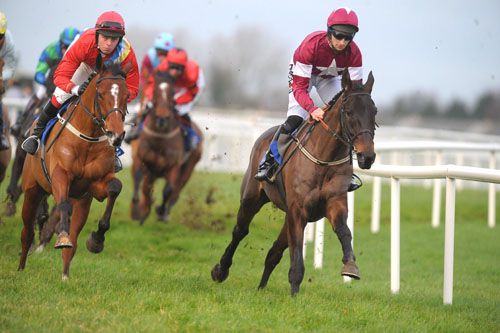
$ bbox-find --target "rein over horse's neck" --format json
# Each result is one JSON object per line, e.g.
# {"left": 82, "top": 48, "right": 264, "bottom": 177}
{"left": 307, "top": 92, "right": 351, "bottom": 162}
{"left": 68, "top": 78, "right": 103, "bottom": 138}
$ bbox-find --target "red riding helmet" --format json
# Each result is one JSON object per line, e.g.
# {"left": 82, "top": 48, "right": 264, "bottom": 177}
{"left": 95, "top": 11, "right": 125, "bottom": 37}
{"left": 167, "top": 48, "right": 188, "bottom": 67}
{"left": 327, "top": 7, "right": 359, "bottom": 32}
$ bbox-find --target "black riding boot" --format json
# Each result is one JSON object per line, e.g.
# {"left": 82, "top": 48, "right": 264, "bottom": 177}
{"left": 11, "top": 95, "right": 40, "bottom": 137}
{"left": 254, "top": 149, "right": 277, "bottom": 182}
{"left": 255, "top": 115, "right": 303, "bottom": 183}
{"left": 21, "top": 101, "right": 59, "bottom": 155}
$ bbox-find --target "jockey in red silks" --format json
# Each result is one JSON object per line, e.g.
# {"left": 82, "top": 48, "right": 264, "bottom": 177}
{"left": 255, "top": 7, "right": 364, "bottom": 191}
{"left": 126, "top": 48, "right": 205, "bottom": 151}
{"left": 123, "top": 32, "right": 175, "bottom": 142}
{"left": 139, "top": 32, "right": 176, "bottom": 90}
{"left": 22, "top": 11, "right": 139, "bottom": 171}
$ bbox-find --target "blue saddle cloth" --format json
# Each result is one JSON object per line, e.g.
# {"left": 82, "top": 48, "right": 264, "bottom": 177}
{"left": 40, "top": 100, "right": 72, "bottom": 145}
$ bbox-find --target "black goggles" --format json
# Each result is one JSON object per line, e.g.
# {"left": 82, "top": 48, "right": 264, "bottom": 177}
{"left": 156, "top": 49, "right": 168, "bottom": 56}
{"left": 96, "top": 21, "right": 124, "bottom": 30}
{"left": 0, "top": 34, "right": 5, "bottom": 40}
{"left": 329, "top": 28, "right": 355, "bottom": 42}
{"left": 169, "top": 63, "right": 185, "bottom": 71}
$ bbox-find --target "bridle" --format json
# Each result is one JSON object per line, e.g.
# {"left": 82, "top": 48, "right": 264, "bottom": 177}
{"left": 294, "top": 90, "right": 376, "bottom": 166}
{"left": 79, "top": 75, "right": 127, "bottom": 135}
{"left": 320, "top": 91, "right": 375, "bottom": 150}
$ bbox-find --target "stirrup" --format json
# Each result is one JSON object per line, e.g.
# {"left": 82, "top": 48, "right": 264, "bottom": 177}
{"left": 348, "top": 174, "right": 363, "bottom": 192}
{"left": 114, "top": 157, "right": 123, "bottom": 173}
{"left": 21, "top": 135, "right": 40, "bottom": 155}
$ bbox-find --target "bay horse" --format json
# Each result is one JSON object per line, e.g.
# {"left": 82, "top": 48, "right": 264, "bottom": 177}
{"left": 5, "top": 59, "right": 59, "bottom": 217}
{"left": 130, "top": 71, "right": 203, "bottom": 224}
{"left": 211, "top": 70, "right": 378, "bottom": 295}
{"left": 18, "top": 62, "right": 130, "bottom": 280}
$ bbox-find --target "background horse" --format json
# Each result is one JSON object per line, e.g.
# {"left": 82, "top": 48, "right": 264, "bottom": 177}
{"left": 18, "top": 62, "right": 130, "bottom": 280}
{"left": 212, "top": 70, "right": 378, "bottom": 295}
{"left": 5, "top": 59, "right": 59, "bottom": 217}
{"left": 130, "top": 71, "right": 203, "bottom": 224}
{"left": 0, "top": 58, "right": 11, "bottom": 190}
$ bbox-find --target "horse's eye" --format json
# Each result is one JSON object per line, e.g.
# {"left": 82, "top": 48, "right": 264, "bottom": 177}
{"left": 97, "top": 93, "right": 104, "bottom": 100}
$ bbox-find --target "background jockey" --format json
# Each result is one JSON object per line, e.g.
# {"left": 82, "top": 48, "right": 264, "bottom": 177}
{"left": 11, "top": 27, "right": 80, "bottom": 136}
{"left": 255, "top": 6, "right": 364, "bottom": 191}
{"left": 140, "top": 32, "right": 175, "bottom": 90}
{"left": 22, "top": 11, "right": 139, "bottom": 172}
{"left": 126, "top": 48, "right": 205, "bottom": 151}
{"left": 124, "top": 32, "right": 175, "bottom": 138}
{"left": 0, "top": 11, "right": 18, "bottom": 150}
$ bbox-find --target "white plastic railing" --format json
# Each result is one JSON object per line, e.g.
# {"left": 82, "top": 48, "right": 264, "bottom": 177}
{"left": 371, "top": 142, "right": 499, "bottom": 230}
{"left": 305, "top": 164, "right": 500, "bottom": 305}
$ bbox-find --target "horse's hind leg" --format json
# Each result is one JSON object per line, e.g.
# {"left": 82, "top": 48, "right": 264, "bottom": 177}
{"left": 258, "top": 221, "right": 288, "bottom": 290}
{"left": 5, "top": 145, "right": 26, "bottom": 216}
{"left": 86, "top": 177, "right": 122, "bottom": 253}
{"left": 211, "top": 176, "right": 269, "bottom": 283}
{"left": 37, "top": 204, "right": 58, "bottom": 253}
{"left": 286, "top": 205, "right": 307, "bottom": 296}
{"left": 18, "top": 184, "right": 45, "bottom": 271}
{"left": 326, "top": 196, "right": 360, "bottom": 279}
{"left": 61, "top": 195, "right": 92, "bottom": 280}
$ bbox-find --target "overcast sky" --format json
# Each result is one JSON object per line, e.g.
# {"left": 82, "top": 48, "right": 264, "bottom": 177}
{"left": 3, "top": 0, "right": 500, "bottom": 107}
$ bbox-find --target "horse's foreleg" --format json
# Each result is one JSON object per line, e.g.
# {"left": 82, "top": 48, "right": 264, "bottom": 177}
{"left": 258, "top": 221, "right": 288, "bottom": 290}
{"left": 138, "top": 172, "right": 154, "bottom": 224}
{"left": 51, "top": 166, "right": 73, "bottom": 249}
{"left": 86, "top": 177, "right": 122, "bottom": 253}
{"left": 156, "top": 167, "right": 181, "bottom": 222}
{"left": 155, "top": 183, "right": 172, "bottom": 222}
{"left": 62, "top": 195, "right": 92, "bottom": 280}
{"left": 211, "top": 191, "right": 269, "bottom": 283}
{"left": 286, "top": 207, "right": 306, "bottom": 296}
{"left": 326, "top": 196, "right": 360, "bottom": 279}
{"left": 18, "top": 184, "right": 44, "bottom": 271}
{"left": 130, "top": 163, "right": 143, "bottom": 220}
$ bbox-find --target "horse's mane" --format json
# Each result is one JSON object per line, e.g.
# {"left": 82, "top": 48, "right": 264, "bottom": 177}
{"left": 155, "top": 70, "right": 175, "bottom": 83}
{"left": 105, "top": 63, "right": 126, "bottom": 79}
{"left": 326, "top": 82, "right": 366, "bottom": 107}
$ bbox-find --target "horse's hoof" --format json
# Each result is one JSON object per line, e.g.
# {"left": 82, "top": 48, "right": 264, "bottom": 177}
{"left": 35, "top": 244, "right": 46, "bottom": 254}
{"left": 341, "top": 261, "right": 361, "bottom": 280}
{"left": 54, "top": 232, "right": 73, "bottom": 249}
{"left": 62, "top": 274, "right": 69, "bottom": 281}
{"left": 5, "top": 200, "right": 16, "bottom": 216}
{"left": 211, "top": 263, "right": 229, "bottom": 282}
{"left": 156, "top": 212, "right": 170, "bottom": 223}
{"left": 86, "top": 234, "right": 104, "bottom": 253}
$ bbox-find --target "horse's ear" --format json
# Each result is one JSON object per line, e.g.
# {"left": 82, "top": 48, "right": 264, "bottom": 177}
{"left": 95, "top": 53, "right": 103, "bottom": 72}
{"left": 122, "top": 62, "right": 132, "bottom": 75}
{"left": 364, "top": 71, "right": 375, "bottom": 94}
{"left": 341, "top": 69, "right": 352, "bottom": 91}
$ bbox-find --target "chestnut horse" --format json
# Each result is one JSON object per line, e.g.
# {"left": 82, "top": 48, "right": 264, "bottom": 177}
{"left": 18, "top": 63, "right": 129, "bottom": 279}
{"left": 212, "top": 70, "right": 378, "bottom": 295}
{"left": 130, "top": 71, "right": 202, "bottom": 224}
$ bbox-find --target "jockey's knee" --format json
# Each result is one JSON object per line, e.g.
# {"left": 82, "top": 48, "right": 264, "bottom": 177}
{"left": 283, "top": 115, "right": 303, "bottom": 134}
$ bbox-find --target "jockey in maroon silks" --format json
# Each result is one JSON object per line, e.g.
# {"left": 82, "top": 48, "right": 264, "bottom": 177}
{"left": 22, "top": 11, "right": 139, "bottom": 171}
{"left": 255, "top": 6, "right": 364, "bottom": 191}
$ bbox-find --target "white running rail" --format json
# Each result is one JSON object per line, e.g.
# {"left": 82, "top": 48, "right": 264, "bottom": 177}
{"left": 306, "top": 164, "right": 500, "bottom": 305}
